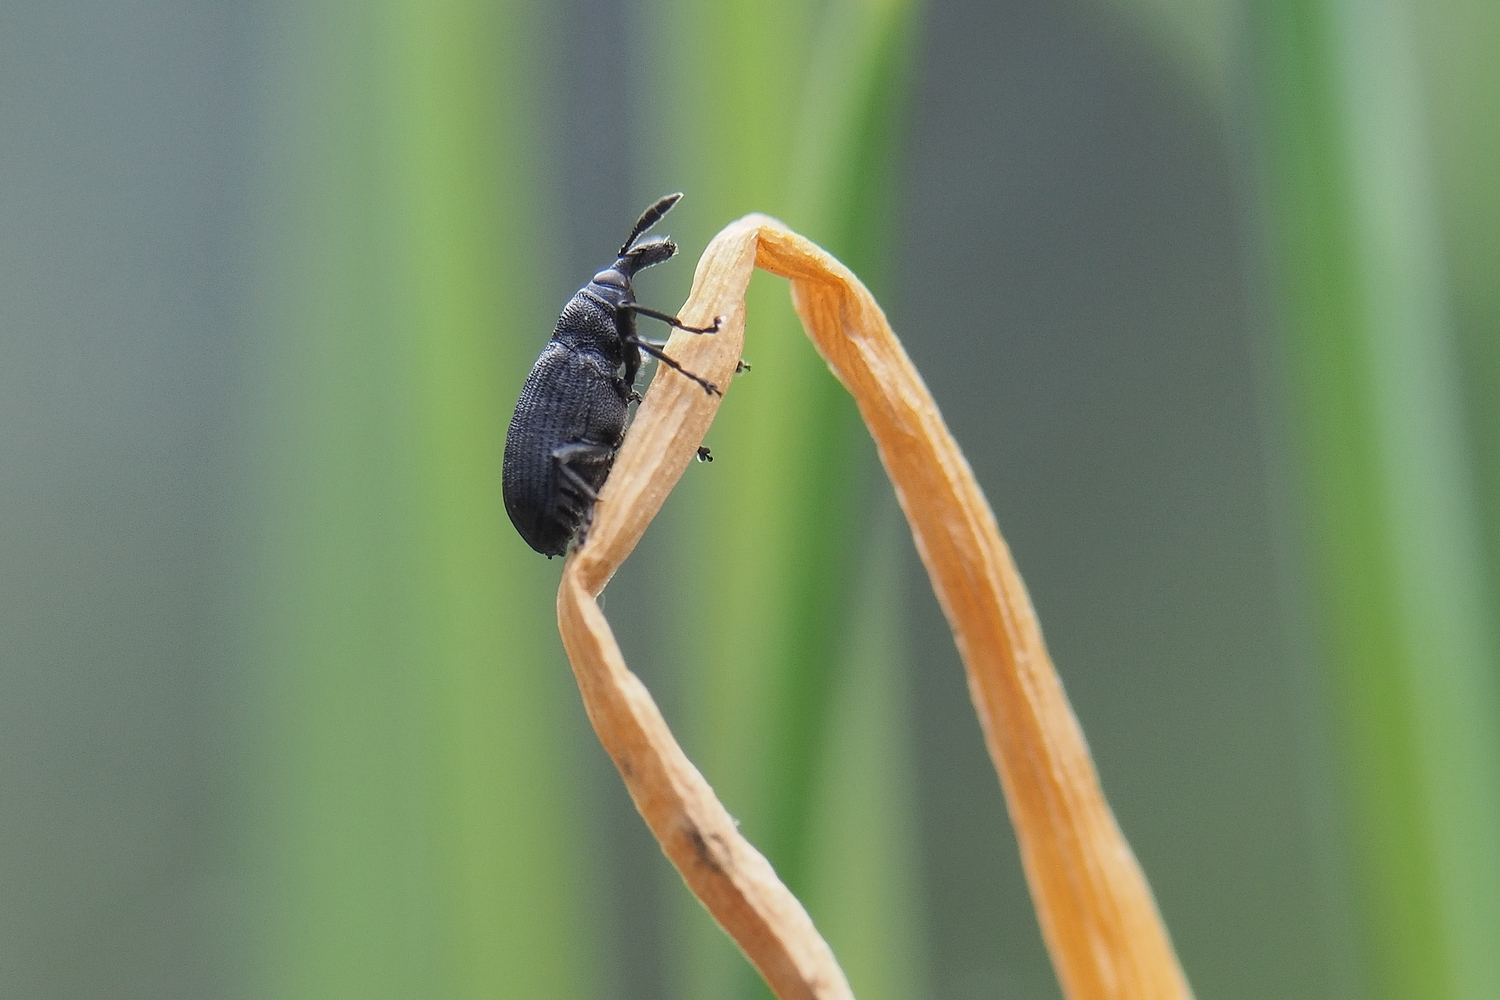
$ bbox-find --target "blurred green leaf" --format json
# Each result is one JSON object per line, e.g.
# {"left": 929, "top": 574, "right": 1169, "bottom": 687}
{"left": 802, "top": 503, "right": 930, "bottom": 1000}
{"left": 247, "top": 2, "right": 588, "bottom": 997}
{"left": 1414, "top": 0, "right": 1500, "bottom": 704}
{"left": 1243, "top": 1, "right": 1500, "bottom": 997}
{"left": 638, "top": 1, "right": 925, "bottom": 998}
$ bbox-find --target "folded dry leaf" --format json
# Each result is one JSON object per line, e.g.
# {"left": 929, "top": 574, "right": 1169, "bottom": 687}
{"left": 556, "top": 215, "right": 1193, "bottom": 1000}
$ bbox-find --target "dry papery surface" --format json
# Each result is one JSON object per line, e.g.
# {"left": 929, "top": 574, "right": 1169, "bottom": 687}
{"left": 556, "top": 215, "right": 1194, "bottom": 1000}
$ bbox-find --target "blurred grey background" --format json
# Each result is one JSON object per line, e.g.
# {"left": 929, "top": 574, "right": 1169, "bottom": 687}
{"left": 1, "top": 0, "right": 1344, "bottom": 997}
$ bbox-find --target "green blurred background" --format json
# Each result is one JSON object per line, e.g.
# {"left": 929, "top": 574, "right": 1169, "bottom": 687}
{"left": 3, "top": 0, "right": 1497, "bottom": 998}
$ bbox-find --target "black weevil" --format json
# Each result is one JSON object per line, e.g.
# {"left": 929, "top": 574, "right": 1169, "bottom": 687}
{"left": 502, "top": 194, "right": 720, "bottom": 557}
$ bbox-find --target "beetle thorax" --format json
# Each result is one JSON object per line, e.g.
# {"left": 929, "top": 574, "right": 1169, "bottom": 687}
{"left": 553, "top": 284, "right": 632, "bottom": 365}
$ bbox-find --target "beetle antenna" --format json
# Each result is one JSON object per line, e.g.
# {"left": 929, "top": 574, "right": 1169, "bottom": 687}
{"left": 619, "top": 237, "right": 677, "bottom": 276}
{"left": 620, "top": 193, "right": 683, "bottom": 255}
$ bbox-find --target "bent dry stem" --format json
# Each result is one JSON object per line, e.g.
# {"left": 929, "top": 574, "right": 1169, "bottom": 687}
{"left": 554, "top": 215, "right": 1194, "bottom": 1000}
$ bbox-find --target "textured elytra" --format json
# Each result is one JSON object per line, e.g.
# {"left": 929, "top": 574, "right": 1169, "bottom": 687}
{"left": 503, "top": 297, "right": 633, "bottom": 556}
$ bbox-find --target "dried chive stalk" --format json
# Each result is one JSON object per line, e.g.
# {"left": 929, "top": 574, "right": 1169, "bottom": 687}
{"left": 555, "top": 215, "right": 1193, "bottom": 1000}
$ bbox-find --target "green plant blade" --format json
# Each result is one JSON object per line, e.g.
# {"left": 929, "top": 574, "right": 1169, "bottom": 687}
{"left": 246, "top": 2, "right": 588, "bottom": 997}
{"left": 1413, "top": 0, "right": 1500, "bottom": 728}
{"left": 638, "top": 1, "right": 925, "bottom": 999}
{"left": 1243, "top": 1, "right": 1500, "bottom": 996}
{"left": 801, "top": 502, "right": 930, "bottom": 1000}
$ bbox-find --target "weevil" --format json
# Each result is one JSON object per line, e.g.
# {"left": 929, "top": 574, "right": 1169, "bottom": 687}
{"left": 502, "top": 193, "right": 721, "bottom": 557}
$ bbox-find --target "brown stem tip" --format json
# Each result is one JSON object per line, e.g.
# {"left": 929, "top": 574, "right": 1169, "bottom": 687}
{"left": 556, "top": 215, "right": 1193, "bottom": 1000}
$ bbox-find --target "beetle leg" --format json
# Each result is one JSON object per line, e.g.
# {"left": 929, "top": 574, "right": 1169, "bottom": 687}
{"left": 627, "top": 337, "right": 720, "bottom": 396}
{"left": 549, "top": 444, "right": 613, "bottom": 548}
{"left": 551, "top": 443, "right": 612, "bottom": 502}
{"left": 634, "top": 338, "right": 738, "bottom": 373}
{"left": 558, "top": 465, "right": 597, "bottom": 502}
{"left": 621, "top": 302, "right": 722, "bottom": 334}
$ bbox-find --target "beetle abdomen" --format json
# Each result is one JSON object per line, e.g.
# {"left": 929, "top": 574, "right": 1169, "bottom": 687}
{"left": 502, "top": 343, "right": 629, "bottom": 556}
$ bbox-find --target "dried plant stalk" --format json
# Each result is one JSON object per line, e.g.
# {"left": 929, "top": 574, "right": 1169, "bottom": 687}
{"left": 556, "top": 215, "right": 1193, "bottom": 1000}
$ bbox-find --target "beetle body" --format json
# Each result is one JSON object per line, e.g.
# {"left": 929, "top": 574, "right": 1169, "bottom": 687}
{"left": 503, "top": 194, "right": 718, "bottom": 557}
